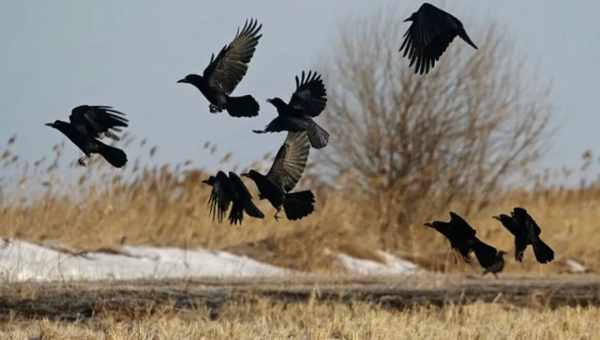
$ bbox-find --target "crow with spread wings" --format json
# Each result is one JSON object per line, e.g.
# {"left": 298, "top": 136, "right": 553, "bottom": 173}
{"left": 243, "top": 132, "right": 314, "bottom": 221}
{"left": 178, "top": 19, "right": 262, "bottom": 118}
{"left": 425, "top": 212, "right": 506, "bottom": 276}
{"left": 46, "top": 105, "right": 129, "bottom": 168}
{"left": 494, "top": 207, "right": 554, "bottom": 264}
{"left": 399, "top": 3, "right": 477, "bottom": 74}
{"left": 203, "top": 171, "right": 264, "bottom": 225}
{"left": 253, "top": 71, "right": 329, "bottom": 149}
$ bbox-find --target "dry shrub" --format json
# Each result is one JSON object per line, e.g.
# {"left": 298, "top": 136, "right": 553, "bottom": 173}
{"left": 318, "top": 7, "right": 553, "bottom": 246}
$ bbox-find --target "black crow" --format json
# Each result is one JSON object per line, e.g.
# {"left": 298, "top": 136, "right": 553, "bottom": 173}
{"left": 45, "top": 105, "right": 128, "bottom": 168}
{"left": 494, "top": 207, "right": 554, "bottom": 263}
{"left": 253, "top": 70, "right": 329, "bottom": 149}
{"left": 178, "top": 19, "right": 262, "bottom": 118}
{"left": 425, "top": 212, "right": 504, "bottom": 275}
{"left": 482, "top": 250, "right": 506, "bottom": 278}
{"left": 399, "top": 3, "right": 477, "bottom": 74}
{"left": 202, "top": 171, "right": 264, "bottom": 225}
{"left": 242, "top": 132, "right": 314, "bottom": 221}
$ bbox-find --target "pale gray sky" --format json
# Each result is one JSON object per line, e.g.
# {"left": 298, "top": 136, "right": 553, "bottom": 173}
{"left": 1, "top": 1, "right": 599, "bottom": 175}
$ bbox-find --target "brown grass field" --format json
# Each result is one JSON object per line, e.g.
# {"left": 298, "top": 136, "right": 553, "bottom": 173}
{"left": 3, "top": 302, "right": 600, "bottom": 340}
{"left": 0, "top": 275, "right": 599, "bottom": 339}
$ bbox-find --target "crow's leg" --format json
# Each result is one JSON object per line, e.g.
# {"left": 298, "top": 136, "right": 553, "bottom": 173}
{"left": 209, "top": 104, "right": 223, "bottom": 113}
{"left": 78, "top": 155, "right": 89, "bottom": 167}
{"left": 274, "top": 208, "right": 282, "bottom": 221}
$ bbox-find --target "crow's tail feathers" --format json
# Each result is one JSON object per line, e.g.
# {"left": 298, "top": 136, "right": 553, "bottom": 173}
{"left": 472, "top": 239, "right": 498, "bottom": 269}
{"left": 307, "top": 120, "right": 329, "bottom": 149}
{"left": 532, "top": 239, "right": 555, "bottom": 264}
{"left": 97, "top": 142, "right": 127, "bottom": 168}
{"left": 283, "top": 190, "right": 315, "bottom": 220}
{"left": 228, "top": 203, "right": 244, "bottom": 225}
{"left": 459, "top": 29, "right": 478, "bottom": 49}
{"left": 244, "top": 200, "right": 264, "bottom": 219}
{"left": 226, "top": 95, "right": 260, "bottom": 118}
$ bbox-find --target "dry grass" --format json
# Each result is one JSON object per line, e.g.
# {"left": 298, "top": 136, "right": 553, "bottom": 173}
{"left": 1, "top": 136, "right": 599, "bottom": 274}
{"left": 0, "top": 300, "right": 599, "bottom": 339}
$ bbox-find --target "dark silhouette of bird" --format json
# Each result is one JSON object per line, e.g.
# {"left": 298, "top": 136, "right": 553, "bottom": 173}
{"left": 425, "top": 212, "right": 504, "bottom": 275}
{"left": 253, "top": 70, "right": 329, "bottom": 149}
{"left": 399, "top": 3, "right": 477, "bottom": 74}
{"left": 178, "top": 19, "right": 262, "bottom": 118}
{"left": 482, "top": 250, "right": 506, "bottom": 278}
{"left": 494, "top": 207, "right": 554, "bottom": 263}
{"left": 45, "top": 105, "right": 128, "bottom": 168}
{"left": 202, "top": 171, "right": 264, "bottom": 225}
{"left": 242, "top": 132, "right": 315, "bottom": 221}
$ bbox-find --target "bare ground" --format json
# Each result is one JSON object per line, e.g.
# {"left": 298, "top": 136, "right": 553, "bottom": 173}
{"left": 1, "top": 274, "right": 599, "bottom": 322}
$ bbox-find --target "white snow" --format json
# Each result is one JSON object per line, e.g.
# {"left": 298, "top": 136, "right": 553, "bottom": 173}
{"left": 334, "top": 250, "right": 418, "bottom": 275}
{"left": 0, "top": 239, "right": 287, "bottom": 282}
{"left": 0, "top": 239, "right": 418, "bottom": 281}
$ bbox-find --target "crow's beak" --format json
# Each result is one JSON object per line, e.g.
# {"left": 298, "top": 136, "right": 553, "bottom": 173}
{"left": 404, "top": 15, "right": 414, "bottom": 22}
{"left": 241, "top": 173, "right": 249, "bottom": 178}
{"left": 201, "top": 179, "right": 210, "bottom": 185}
{"left": 266, "top": 98, "right": 273, "bottom": 104}
{"left": 45, "top": 122, "right": 54, "bottom": 127}
{"left": 177, "top": 78, "right": 187, "bottom": 84}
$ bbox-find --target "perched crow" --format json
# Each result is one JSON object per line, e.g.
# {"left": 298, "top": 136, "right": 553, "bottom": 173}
{"left": 178, "top": 19, "right": 262, "bottom": 118}
{"left": 399, "top": 3, "right": 477, "bottom": 74}
{"left": 45, "top": 105, "right": 128, "bottom": 168}
{"left": 243, "top": 132, "right": 315, "bottom": 220}
{"left": 494, "top": 207, "right": 554, "bottom": 263}
{"left": 202, "top": 171, "right": 264, "bottom": 225}
{"left": 253, "top": 71, "right": 329, "bottom": 149}
{"left": 425, "top": 212, "right": 504, "bottom": 275}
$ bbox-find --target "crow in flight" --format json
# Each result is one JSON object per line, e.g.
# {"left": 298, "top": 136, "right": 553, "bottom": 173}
{"left": 399, "top": 3, "right": 477, "bottom": 74}
{"left": 203, "top": 171, "right": 264, "bottom": 225}
{"left": 45, "top": 105, "right": 128, "bottom": 168}
{"left": 494, "top": 207, "right": 554, "bottom": 264}
{"left": 178, "top": 19, "right": 262, "bottom": 118}
{"left": 425, "top": 212, "right": 505, "bottom": 275}
{"left": 243, "top": 132, "right": 315, "bottom": 221}
{"left": 253, "top": 70, "right": 329, "bottom": 149}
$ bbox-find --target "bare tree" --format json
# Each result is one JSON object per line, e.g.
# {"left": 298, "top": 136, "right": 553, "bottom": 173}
{"left": 318, "top": 7, "right": 553, "bottom": 230}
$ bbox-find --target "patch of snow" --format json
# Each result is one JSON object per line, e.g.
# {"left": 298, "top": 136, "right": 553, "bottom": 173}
{"left": 335, "top": 250, "right": 418, "bottom": 275}
{"left": 0, "top": 239, "right": 287, "bottom": 282}
{"left": 563, "top": 258, "right": 588, "bottom": 273}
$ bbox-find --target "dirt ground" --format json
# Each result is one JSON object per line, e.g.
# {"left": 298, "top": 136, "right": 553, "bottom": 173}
{"left": 1, "top": 273, "right": 599, "bottom": 321}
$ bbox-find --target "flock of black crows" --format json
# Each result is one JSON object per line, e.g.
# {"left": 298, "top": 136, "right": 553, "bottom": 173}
{"left": 426, "top": 208, "right": 554, "bottom": 277}
{"left": 43, "top": 3, "right": 554, "bottom": 273}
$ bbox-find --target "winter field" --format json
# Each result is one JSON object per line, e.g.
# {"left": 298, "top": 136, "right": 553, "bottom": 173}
{"left": 1, "top": 4, "right": 600, "bottom": 336}
{"left": 0, "top": 239, "right": 599, "bottom": 339}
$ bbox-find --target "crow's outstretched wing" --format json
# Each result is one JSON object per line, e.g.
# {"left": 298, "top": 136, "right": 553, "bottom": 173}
{"left": 494, "top": 214, "right": 521, "bottom": 237}
{"left": 266, "top": 132, "right": 310, "bottom": 192}
{"left": 203, "top": 19, "right": 262, "bottom": 94}
{"left": 69, "top": 105, "right": 129, "bottom": 140}
{"left": 228, "top": 172, "right": 264, "bottom": 224}
{"left": 399, "top": 3, "right": 476, "bottom": 74}
{"left": 206, "top": 171, "right": 234, "bottom": 223}
{"left": 288, "top": 71, "right": 327, "bottom": 117}
{"left": 494, "top": 212, "right": 527, "bottom": 261}
{"left": 512, "top": 207, "right": 541, "bottom": 235}
{"left": 449, "top": 211, "right": 477, "bottom": 239}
